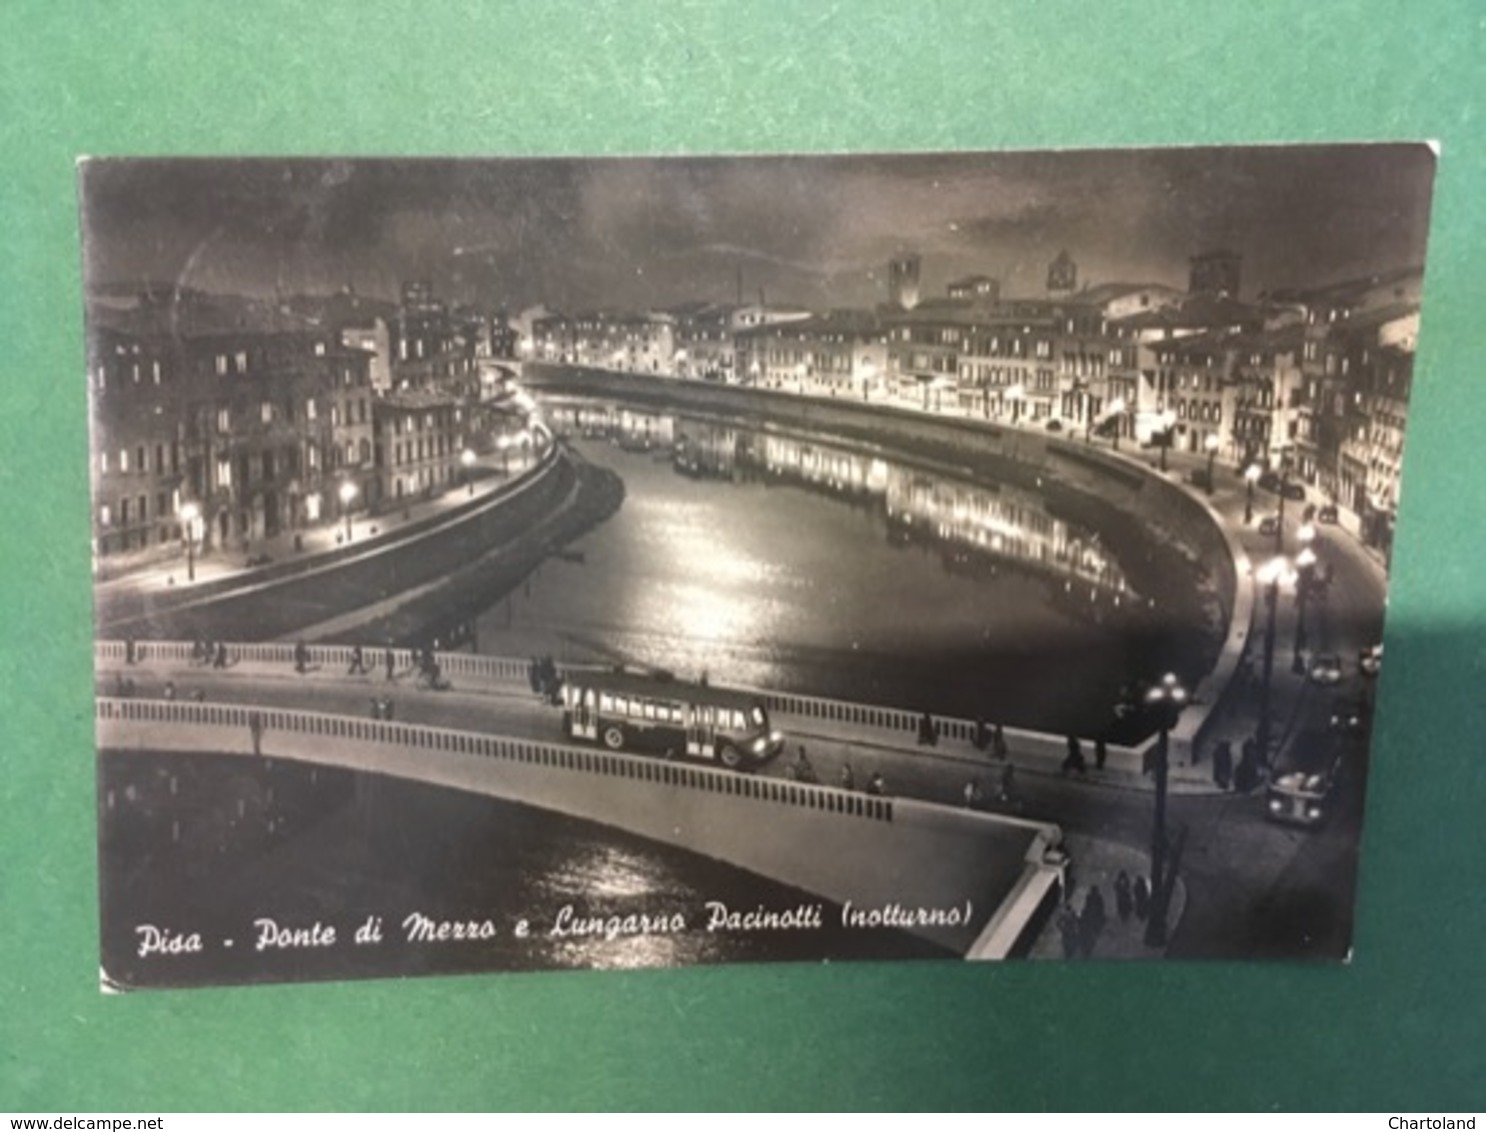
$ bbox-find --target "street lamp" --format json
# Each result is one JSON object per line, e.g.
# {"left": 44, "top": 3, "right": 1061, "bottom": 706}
{"left": 1142, "top": 672, "right": 1189, "bottom": 948}
{"left": 1256, "top": 555, "right": 1297, "bottom": 770}
{"left": 1106, "top": 398, "right": 1127, "bottom": 451}
{"left": 1273, "top": 456, "right": 1292, "bottom": 552}
{"left": 339, "top": 481, "right": 357, "bottom": 542}
{"left": 1204, "top": 433, "right": 1220, "bottom": 495}
{"left": 1158, "top": 411, "right": 1177, "bottom": 472}
{"left": 1243, "top": 463, "right": 1261, "bottom": 525}
{"left": 178, "top": 501, "right": 200, "bottom": 582}
{"left": 1293, "top": 545, "right": 1318, "bottom": 673}
{"left": 461, "top": 448, "right": 475, "bottom": 496}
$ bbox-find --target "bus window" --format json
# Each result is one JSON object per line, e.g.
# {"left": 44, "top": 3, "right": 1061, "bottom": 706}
{"left": 599, "top": 692, "right": 614, "bottom": 712}
{"left": 584, "top": 689, "right": 596, "bottom": 708}
{"left": 751, "top": 706, "right": 765, "bottom": 726}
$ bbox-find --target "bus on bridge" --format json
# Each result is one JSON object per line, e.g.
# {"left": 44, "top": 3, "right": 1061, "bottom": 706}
{"left": 560, "top": 669, "right": 785, "bottom": 771}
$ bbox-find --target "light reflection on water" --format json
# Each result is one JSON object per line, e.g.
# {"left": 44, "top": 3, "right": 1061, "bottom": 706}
{"left": 474, "top": 411, "right": 1188, "bottom": 735}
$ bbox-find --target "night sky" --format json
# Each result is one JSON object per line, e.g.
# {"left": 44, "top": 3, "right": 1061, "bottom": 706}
{"left": 78, "top": 146, "right": 1437, "bottom": 312}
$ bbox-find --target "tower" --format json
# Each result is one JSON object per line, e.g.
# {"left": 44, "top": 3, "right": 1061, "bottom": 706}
{"left": 1189, "top": 250, "right": 1242, "bottom": 298}
{"left": 888, "top": 254, "right": 921, "bottom": 310}
{"left": 1047, "top": 250, "right": 1077, "bottom": 294}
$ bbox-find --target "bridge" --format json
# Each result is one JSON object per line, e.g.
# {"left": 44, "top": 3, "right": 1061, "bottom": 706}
{"left": 96, "top": 638, "right": 1068, "bottom": 959}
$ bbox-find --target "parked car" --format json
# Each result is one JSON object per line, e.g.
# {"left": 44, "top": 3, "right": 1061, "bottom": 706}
{"left": 1258, "top": 515, "right": 1280, "bottom": 536}
{"left": 1308, "top": 653, "right": 1344, "bottom": 686}
{"left": 1318, "top": 503, "right": 1340, "bottom": 524}
{"left": 1328, "top": 695, "right": 1371, "bottom": 737}
{"left": 1044, "top": 418, "right": 1064, "bottom": 432}
{"left": 1359, "top": 644, "right": 1383, "bottom": 678}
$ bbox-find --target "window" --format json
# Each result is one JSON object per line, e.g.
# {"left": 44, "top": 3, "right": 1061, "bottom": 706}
{"left": 119, "top": 449, "right": 129, "bottom": 473}
{"left": 99, "top": 451, "right": 109, "bottom": 474}
{"left": 216, "top": 459, "right": 232, "bottom": 489}
{"left": 261, "top": 402, "right": 273, "bottom": 424}
{"left": 136, "top": 445, "right": 146, "bottom": 472}
{"left": 315, "top": 341, "right": 326, "bottom": 357}
{"left": 99, "top": 504, "right": 111, "bottom": 527}
{"left": 215, "top": 354, "right": 229, "bottom": 376}
{"left": 216, "top": 408, "right": 230, "bottom": 433}
{"left": 306, "top": 398, "right": 317, "bottom": 421}
{"left": 234, "top": 351, "right": 248, "bottom": 373}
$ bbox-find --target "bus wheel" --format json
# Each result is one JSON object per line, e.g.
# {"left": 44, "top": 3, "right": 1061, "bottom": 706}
{"left": 602, "top": 726, "right": 625, "bottom": 750}
{"left": 717, "top": 744, "right": 743, "bottom": 770}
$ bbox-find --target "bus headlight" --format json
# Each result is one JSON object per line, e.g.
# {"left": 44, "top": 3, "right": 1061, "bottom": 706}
{"left": 1307, "top": 806, "right": 1323, "bottom": 820}
{"left": 1268, "top": 798, "right": 1283, "bottom": 814}
{"left": 751, "top": 737, "right": 767, "bottom": 753}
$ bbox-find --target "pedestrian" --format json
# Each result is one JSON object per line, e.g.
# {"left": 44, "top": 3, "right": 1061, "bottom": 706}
{"left": 790, "top": 745, "right": 816, "bottom": 784}
{"left": 125, "top": 637, "right": 136, "bottom": 665}
{"left": 1062, "top": 735, "right": 1087, "bottom": 776}
{"left": 1081, "top": 885, "right": 1107, "bottom": 956}
{"left": 1235, "top": 735, "right": 1260, "bottom": 792}
{"left": 840, "top": 762, "right": 855, "bottom": 792}
{"left": 1132, "top": 875, "right": 1151, "bottom": 922}
{"left": 1057, "top": 902, "right": 1081, "bottom": 960}
{"left": 528, "top": 657, "right": 541, "bottom": 694}
{"left": 963, "top": 778, "right": 984, "bottom": 810}
{"left": 973, "top": 716, "right": 990, "bottom": 753}
{"left": 163, "top": 680, "right": 176, "bottom": 701}
{"left": 917, "top": 710, "right": 939, "bottom": 746}
{"left": 992, "top": 723, "right": 1009, "bottom": 761}
{"left": 385, "top": 647, "right": 396, "bottom": 682}
{"left": 1114, "top": 871, "right": 1133, "bottom": 922}
{"left": 191, "top": 638, "right": 205, "bottom": 665}
{"left": 1212, "top": 739, "right": 1234, "bottom": 791}
{"left": 1094, "top": 737, "right": 1107, "bottom": 771}
{"left": 348, "top": 644, "right": 366, "bottom": 675}
{"left": 998, "top": 761, "right": 1015, "bottom": 803}
{"left": 213, "top": 642, "right": 227, "bottom": 669}
{"left": 866, "top": 771, "right": 886, "bottom": 797}
{"left": 248, "top": 711, "right": 264, "bottom": 757}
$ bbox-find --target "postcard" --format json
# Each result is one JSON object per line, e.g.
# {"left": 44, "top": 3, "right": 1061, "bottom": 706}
{"left": 82, "top": 146, "right": 1435, "bottom": 989}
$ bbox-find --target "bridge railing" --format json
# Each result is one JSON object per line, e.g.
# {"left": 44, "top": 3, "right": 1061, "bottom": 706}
{"left": 95, "top": 640, "right": 1148, "bottom": 774}
{"left": 95, "top": 697, "right": 896, "bottom": 824}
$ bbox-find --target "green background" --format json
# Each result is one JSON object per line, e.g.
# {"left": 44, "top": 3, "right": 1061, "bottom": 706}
{"left": 3, "top": 0, "right": 1483, "bottom": 1111}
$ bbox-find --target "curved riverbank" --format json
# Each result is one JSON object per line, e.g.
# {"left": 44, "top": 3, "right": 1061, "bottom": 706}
{"left": 523, "top": 366, "right": 1237, "bottom": 745}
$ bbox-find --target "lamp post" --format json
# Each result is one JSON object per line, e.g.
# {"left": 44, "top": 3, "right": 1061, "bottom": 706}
{"left": 1256, "top": 555, "right": 1296, "bottom": 769}
{"left": 339, "top": 481, "right": 357, "bottom": 543}
{"left": 1293, "top": 544, "right": 1317, "bottom": 673}
{"left": 1143, "top": 672, "right": 1188, "bottom": 948}
{"left": 1107, "top": 398, "right": 1127, "bottom": 451}
{"left": 178, "top": 501, "right": 200, "bottom": 583}
{"left": 461, "top": 448, "right": 475, "bottom": 496}
{"left": 1244, "top": 463, "right": 1261, "bottom": 524}
{"left": 1273, "top": 457, "right": 1291, "bottom": 552}
{"left": 1204, "top": 433, "right": 1220, "bottom": 494}
{"left": 1158, "top": 410, "right": 1176, "bottom": 472}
